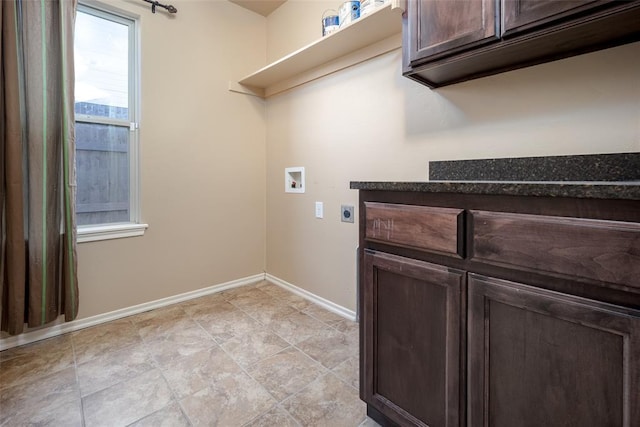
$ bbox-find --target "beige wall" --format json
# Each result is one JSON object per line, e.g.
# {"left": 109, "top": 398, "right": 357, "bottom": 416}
{"left": 76, "top": 0, "right": 267, "bottom": 319}
{"left": 267, "top": 0, "right": 341, "bottom": 61}
{"left": 265, "top": 2, "right": 640, "bottom": 311}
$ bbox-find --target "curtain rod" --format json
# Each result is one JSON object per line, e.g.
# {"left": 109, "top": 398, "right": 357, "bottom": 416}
{"left": 142, "top": 0, "right": 177, "bottom": 14}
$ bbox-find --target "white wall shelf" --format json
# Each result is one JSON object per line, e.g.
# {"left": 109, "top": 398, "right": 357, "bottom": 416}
{"left": 230, "top": 2, "right": 404, "bottom": 98}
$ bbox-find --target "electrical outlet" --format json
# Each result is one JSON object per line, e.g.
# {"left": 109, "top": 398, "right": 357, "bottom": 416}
{"left": 341, "top": 205, "right": 354, "bottom": 223}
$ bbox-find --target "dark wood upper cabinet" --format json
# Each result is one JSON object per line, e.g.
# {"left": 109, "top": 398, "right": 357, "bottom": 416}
{"left": 501, "top": 0, "right": 616, "bottom": 36}
{"left": 403, "top": 0, "right": 640, "bottom": 88}
{"left": 406, "top": 0, "right": 498, "bottom": 63}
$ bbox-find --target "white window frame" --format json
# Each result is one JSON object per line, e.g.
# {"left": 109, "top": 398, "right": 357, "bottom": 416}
{"left": 75, "top": 2, "right": 147, "bottom": 243}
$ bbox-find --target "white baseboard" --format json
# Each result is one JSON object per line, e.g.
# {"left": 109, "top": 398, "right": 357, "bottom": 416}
{"left": 0, "top": 273, "right": 266, "bottom": 352}
{"left": 265, "top": 274, "right": 357, "bottom": 321}
{"left": 0, "top": 272, "right": 356, "bottom": 352}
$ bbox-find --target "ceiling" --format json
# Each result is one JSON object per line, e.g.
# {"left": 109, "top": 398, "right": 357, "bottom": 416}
{"left": 228, "top": 0, "right": 287, "bottom": 16}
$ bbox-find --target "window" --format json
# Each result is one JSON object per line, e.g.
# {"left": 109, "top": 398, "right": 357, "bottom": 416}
{"left": 74, "top": 3, "right": 146, "bottom": 242}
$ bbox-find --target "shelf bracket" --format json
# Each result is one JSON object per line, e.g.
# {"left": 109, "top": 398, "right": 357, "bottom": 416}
{"left": 391, "top": 0, "right": 406, "bottom": 13}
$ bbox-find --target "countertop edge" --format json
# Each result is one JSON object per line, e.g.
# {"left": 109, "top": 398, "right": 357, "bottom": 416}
{"left": 349, "top": 181, "right": 640, "bottom": 201}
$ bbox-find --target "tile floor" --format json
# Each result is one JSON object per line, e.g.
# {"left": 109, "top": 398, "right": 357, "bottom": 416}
{"left": 0, "top": 281, "right": 381, "bottom": 426}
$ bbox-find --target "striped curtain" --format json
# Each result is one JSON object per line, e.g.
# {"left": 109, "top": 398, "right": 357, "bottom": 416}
{"left": 1, "top": 0, "right": 79, "bottom": 335}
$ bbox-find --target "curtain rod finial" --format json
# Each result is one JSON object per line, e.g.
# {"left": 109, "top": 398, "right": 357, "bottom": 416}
{"left": 143, "top": 0, "right": 177, "bottom": 14}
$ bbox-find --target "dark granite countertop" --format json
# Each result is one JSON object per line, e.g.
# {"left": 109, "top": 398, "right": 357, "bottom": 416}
{"left": 349, "top": 181, "right": 640, "bottom": 201}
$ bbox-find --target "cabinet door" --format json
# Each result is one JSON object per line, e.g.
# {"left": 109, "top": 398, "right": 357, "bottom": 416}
{"left": 502, "top": 0, "right": 616, "bottom": 36}
{"left": 363, "top": 250, "right": 465, "bottom": 427}
{"left": 405, "top": 0, "right": 499, "bottom": 64}
{"left": 468, "top": 274, "right": 640, "bottom": 427}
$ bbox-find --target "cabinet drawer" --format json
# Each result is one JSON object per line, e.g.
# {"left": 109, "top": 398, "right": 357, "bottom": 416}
{"left": 365, "top": 202, "right": 464, "bottom": 257}
{"left": 470, "top": 210, "right": 640, "bottom": 289}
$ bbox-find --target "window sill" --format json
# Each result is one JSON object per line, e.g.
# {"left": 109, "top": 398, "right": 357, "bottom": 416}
{"left": 77, "top": 223, "right": 149, "bottom": 243}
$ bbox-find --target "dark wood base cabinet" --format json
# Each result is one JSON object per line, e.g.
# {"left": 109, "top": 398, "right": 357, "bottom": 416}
{"left": 363, "top": 251, "right": 464, "bottom": 426}
{"left": 357, "top": 189, "right": 640, "bottom": 427}
{"left": 468, "top": 274, "right": 640, "bottom": 427}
